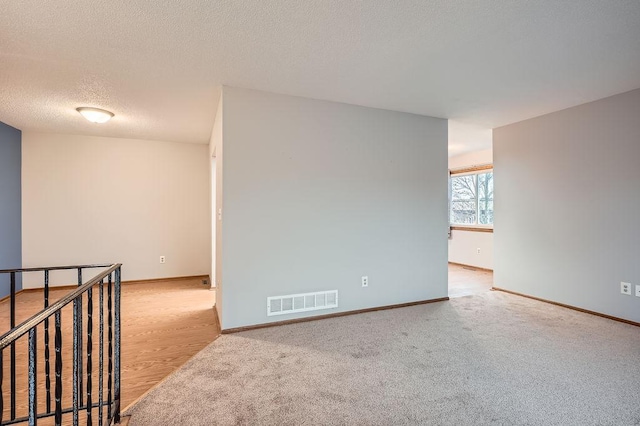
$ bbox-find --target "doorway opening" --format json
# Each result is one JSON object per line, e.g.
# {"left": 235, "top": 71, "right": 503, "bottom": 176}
{"left": 447, "top": 163, "right": 494, "bottom": 298}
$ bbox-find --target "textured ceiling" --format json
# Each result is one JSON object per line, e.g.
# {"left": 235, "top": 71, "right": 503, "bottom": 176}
{"left": 1, "top": 1, "right": 640, "bottom": 145}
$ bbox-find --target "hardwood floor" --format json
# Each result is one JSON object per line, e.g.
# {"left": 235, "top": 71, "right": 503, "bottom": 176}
{"left": 1, "top": 278, "right": 219, "bottom": 424}
{"left": 448, "top": 262, "right": 493, "bottom": 298}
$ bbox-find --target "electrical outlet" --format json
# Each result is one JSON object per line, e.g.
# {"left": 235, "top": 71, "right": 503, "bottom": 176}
{"left": 361, "top": 276, "right": 369, "bottom": 287}
{"left": 635, "top": 284, "right": 640, "bottom": 298}
{"left": 621, "top": 282, "right": 631, "bottom": 295}
{"left": 159, "top": 256, "right": 166, "bottom": 264}
{"left": 476, "top": 248, "right": 481, "bottom": 254}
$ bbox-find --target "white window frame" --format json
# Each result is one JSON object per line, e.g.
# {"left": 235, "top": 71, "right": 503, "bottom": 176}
{"left": 449, "top": 167, "right": 493, "bottom": 229}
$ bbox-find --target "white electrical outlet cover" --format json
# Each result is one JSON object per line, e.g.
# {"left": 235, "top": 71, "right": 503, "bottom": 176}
{"left": 635, "top": 284, "right": 640, "bottom": 297}
{"left": 621, "top": 282, "right": 631, "bottom": 295}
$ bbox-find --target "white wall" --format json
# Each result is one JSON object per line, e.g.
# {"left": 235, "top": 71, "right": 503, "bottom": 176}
{"left": 22, "top": 132, "right": 211, "bottom": 287}
{"left": 219, "top": 87, "right": 448, "bottom": 330}
{"left": 448, "top": 149, "right": 494, "bottom": 270}
{"left": 494, "top": 88, "right": 640, "bottom": 323}
{"left": 448, "top": 230, "right": 494, "bottom": 269}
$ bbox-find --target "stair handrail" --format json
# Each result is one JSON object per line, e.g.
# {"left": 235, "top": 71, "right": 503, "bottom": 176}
{"left": 0, "top": 264, "right": 120, "bottom": 349}
{"left": 0, "top": 263, "right": 122, "bottom": 426}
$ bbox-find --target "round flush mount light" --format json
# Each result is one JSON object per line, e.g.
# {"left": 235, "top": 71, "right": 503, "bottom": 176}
{"left": 76, "top": 107, "right": 114, "bottom": 123}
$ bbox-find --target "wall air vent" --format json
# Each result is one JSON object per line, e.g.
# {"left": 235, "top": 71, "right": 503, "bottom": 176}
{"left": 267, "top": 290, "right": 338, "bottom": 317}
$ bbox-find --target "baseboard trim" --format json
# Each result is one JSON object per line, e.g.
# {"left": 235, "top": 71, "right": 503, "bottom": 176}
{"left": 448, "top": 262, "right": 493, "bottom": 273}
{"left": 222, "top": 297, "right": 450, "bottom": 334}
{"left": 122, "top": 275, "right": 209, "bottom": 285}
{"left": 492, "top": 287, "right": 640, "bottom": 328}
{"left": 0, "top": 287, "right": 81, "bottom": 303}
{"left": 0, "top": 293, "right": 16, "bottom": 304}
{"left": 19, "top": 285, "right": 78, "bottom": 294}
{"left": 0, "top": 275, "right": 210, "bottom": 304}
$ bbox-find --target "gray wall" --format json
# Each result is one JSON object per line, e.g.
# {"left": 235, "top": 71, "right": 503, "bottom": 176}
{"left": 494, "top": 88, "right": 640, "bottom": 323}
{"left": 0, "top": 121, "right": 22, "bottom": 297}
{"left": 219, "top": 87, "right": 448, "bottom": 329}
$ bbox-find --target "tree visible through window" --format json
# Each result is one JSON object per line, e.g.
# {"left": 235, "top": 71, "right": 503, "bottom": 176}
{"left": 450, "top": 171, "right": 493, "bottom": 226}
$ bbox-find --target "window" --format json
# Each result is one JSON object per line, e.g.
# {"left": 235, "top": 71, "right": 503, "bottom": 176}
{"left": 450, "top": 169, "right": 493, "bottom": 226}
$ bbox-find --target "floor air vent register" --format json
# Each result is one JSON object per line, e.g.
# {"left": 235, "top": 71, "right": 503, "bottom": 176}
{"left": 267, "top": 290, "right": 339, "bottom": 316}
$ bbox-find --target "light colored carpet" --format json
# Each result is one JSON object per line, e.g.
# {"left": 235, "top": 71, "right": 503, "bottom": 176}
{"left": 126, "top": 291, "right": 640, "bottom": 425}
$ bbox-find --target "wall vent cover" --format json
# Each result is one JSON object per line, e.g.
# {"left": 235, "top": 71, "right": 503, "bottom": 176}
{"left": 267, "top": 290, "right": 338, "bottom": 316}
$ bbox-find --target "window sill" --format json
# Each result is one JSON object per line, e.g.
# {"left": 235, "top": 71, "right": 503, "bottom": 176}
{"left": 450, "top": 226, "right": 494, "bottom": 233}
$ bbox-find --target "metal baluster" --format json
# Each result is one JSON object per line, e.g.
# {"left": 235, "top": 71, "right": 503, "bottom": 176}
{"left": 0, "top": 264, "right": 119, "bottom": 425}
{"left": 10, "top": 272, "right": 16, "bottom": 420}
{"left": 73, "top": 295, "right": 80, "bottom": 426}
{"left": 98, "top": 278, "right": 104, "bottom": 426}
{"left": 28, "top": 328, "right": 38, "bottom": 425}
{"left": 86, "top": 287, "right": 93, "bottom": 424}
{"left": 54, "top": 311, "right": 62, "bottom": 426}
{"left": 107, "top": 274, "right": 113, "bottom": 421}
{"left": 44, "top": 269, "right": 52, "bottom": 413}
{"left": 77, "top": 268, "right": 83, "bottom": 409}
{"left": 114, "top": 267, "right": 122, "bottom": 423}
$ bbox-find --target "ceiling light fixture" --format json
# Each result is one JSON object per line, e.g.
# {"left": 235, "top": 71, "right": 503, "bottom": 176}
{"left": 76, "top": 107, "right": 114, "bottom": 123}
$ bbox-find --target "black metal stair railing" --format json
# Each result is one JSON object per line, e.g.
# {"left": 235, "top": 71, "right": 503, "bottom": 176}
{"left": 0, "top": 264, "right": 122, "bottom": 425}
